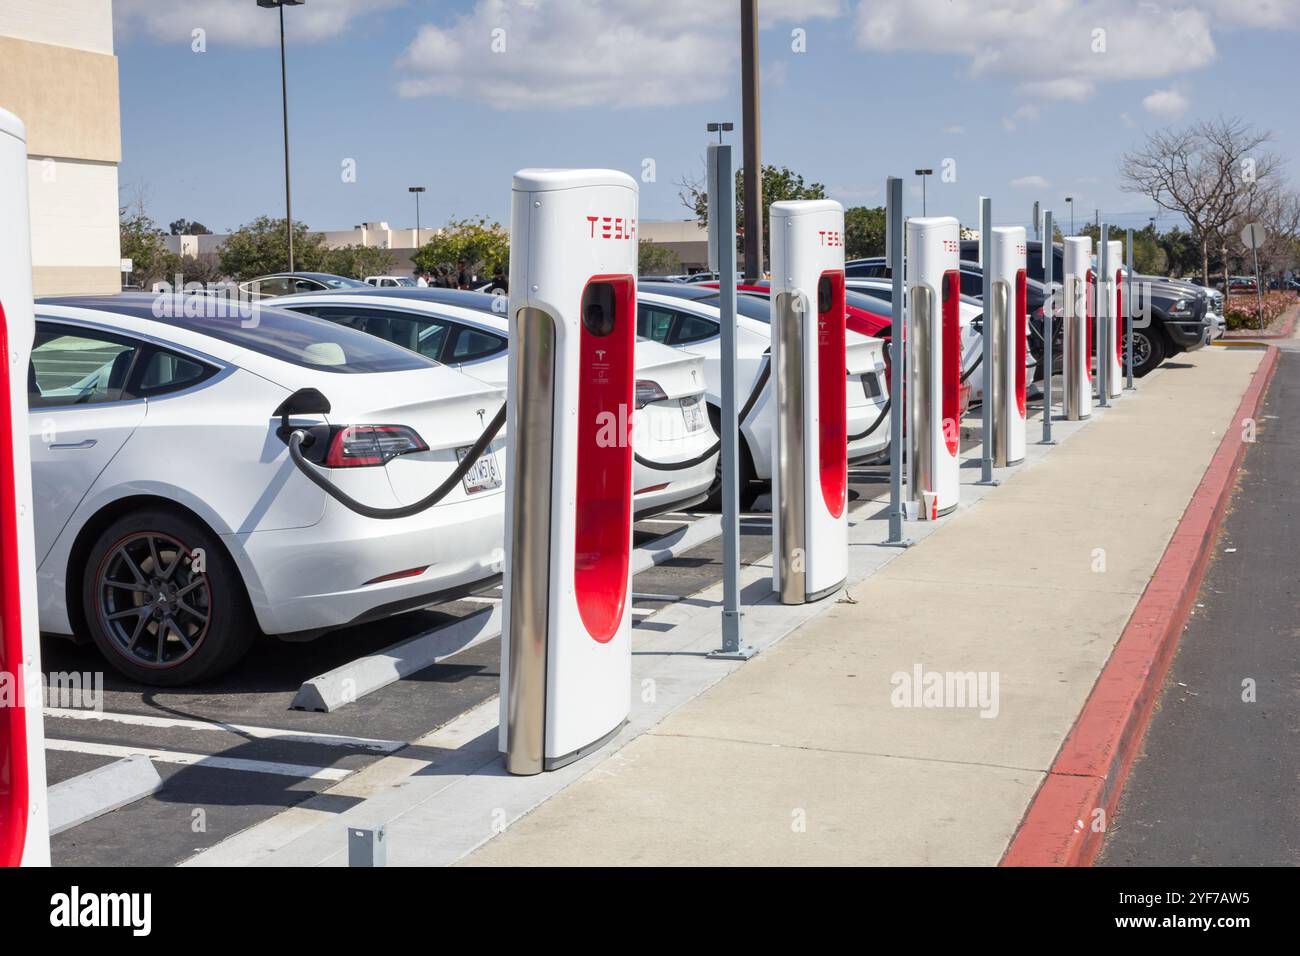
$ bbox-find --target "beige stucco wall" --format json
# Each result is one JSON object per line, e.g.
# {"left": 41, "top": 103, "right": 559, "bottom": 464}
{"left": 0, "top": 2, "right": 121, "bottom": 295}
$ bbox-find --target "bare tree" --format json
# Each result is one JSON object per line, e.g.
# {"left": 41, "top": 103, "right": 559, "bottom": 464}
{"left": 1121, "top": 117, "right": 1282, "bottom": 286}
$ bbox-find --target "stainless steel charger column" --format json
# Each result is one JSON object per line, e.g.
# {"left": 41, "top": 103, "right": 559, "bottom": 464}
{"left": 1062, "top": 235, "right": 1093, "bottom": 422}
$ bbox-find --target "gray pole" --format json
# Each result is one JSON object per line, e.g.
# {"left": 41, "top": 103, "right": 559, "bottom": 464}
{"left": 1040, "top": 210, "right": 1057, "bottom": 444}
{"left": 978, "top": 196, "right": 998, "bottom": 485}
{"left": 740, "top": 0, "right": 762, "bottom": 281}
{"left": 278, "top": 3, "right": 294, "bottom": 272}
{"left": 1097, "top": 224, "right": 1110, "bottom": 408}
{"left": 1252, "top": 240, "right": 1264, "bottom": 331}
{"left": 709, "top": 144, "right": 753, "bottom": 660}
{"left": 884, "top": 175, "right": 910, "bottom": 547}
{"left": 1125, "top": 229, "right": 1135, "bottom": 390}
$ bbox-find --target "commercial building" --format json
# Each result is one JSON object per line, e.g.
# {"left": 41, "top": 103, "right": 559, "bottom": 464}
{"left": 0, "top": 0, "right": 122, "bottom": 295}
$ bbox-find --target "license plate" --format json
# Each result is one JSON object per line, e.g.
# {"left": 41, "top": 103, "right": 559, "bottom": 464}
{"left": 456, "top": 446, "right": 502, "bottom": 494}
{"left": 681, "top": 397, "right": 706, "bottom": 433}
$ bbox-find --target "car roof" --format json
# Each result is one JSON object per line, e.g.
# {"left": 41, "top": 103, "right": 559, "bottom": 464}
{"left": 274, "top": 289, "right": 509, "bottom": 332}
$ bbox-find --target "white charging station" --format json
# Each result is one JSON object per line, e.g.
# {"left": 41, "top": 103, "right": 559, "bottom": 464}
{"left": 770, "top": 200, "right": 848, "bottom": 603}
{"left": 500, "top": 169, "right": 637, "bottom": 775}
{"left": 989, "top": 226, "right": 1027, "bottom": 467}
{"left": 0, "top": 109, "right": 48, "bottom": 867}
{"left": 905, "top": 217, "right": 962, "bottom": 519}
{"left": 1106, "top": 239, "right": 1124, "bottom": 399}
{"left": 1062, "top": 236, "right": 1093, "bottom": 422}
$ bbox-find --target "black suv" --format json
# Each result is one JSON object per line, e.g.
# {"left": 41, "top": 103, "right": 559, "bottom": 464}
{"left": 847, "top": 242, "right": 1211, "bottom": 378}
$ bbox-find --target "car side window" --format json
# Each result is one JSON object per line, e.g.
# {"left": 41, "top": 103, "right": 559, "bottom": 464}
{"left": 637, "top": 304, "right": 675, "bottom": 344}
{"left": 290, "top": 278, "right": 324, "bottom": 294}
{"left": 959, "top": 271, "right": 985, "bottom": 298}
{"left": 668, "top": 312, "right": 718, "bottom": 345}
{"left": 254, "top": 277, "right": 292, "bottom": 297}
{"left": 135, "top": 348, "right": 216, "bottom": 397}
{"left": 284, "top": 306, "right": 449, "bottom": 361}
{"left": 447, "top": 326, "right": 507, "bottom": 363}
{"left": 29, "top": 324, "right": 141, "bottom": 408}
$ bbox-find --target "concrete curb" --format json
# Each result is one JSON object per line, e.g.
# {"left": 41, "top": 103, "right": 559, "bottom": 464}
{"left": 1001, "top": 345, "right": 1280, "bottom": 867}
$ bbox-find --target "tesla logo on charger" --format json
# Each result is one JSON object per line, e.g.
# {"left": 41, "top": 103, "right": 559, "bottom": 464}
{"left": 818, "top": 230, "right": 843, "bottom": 247}
{"left": 586, "top": 215, "right": 637, "bottom": 240}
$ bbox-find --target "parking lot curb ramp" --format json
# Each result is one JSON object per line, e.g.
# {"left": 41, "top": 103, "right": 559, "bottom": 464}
{"left": 1001, "top": 345, "right": 1280, "bottom": 867}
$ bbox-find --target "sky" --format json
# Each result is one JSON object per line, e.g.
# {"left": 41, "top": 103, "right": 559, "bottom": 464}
{"left": 112, "top": 0, "right": 1300, "bottom": 237}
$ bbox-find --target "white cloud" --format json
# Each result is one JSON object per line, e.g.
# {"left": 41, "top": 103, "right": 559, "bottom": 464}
{"left": 1001, "top": 103, "right": 1040, "bottom": 131}
{"left": 1142, "top": 87, "right": 1190, "bottom": 118}
{"left": 1010, "top": 175, "right": 1050, "bottom": 189}
{"left": 396, "top": 0, "right": 836, "bottom": 110}
{"left": 114, "top": 0, "right": 403, "bottom": 47}
{"left": 854, "top": 0, "right": 1219, "bottom": 100}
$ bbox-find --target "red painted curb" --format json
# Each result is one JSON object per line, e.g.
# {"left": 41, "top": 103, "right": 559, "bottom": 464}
{"left": 1001, "top": 345, "right": 1281, "bottom": 867}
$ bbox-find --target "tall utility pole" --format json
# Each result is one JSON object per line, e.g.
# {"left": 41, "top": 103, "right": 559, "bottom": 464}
{"left": 740, "top": 0, "right": 762, "bottom": 280}
{"left": 409, "top": 186, "right": 426, "bottom": 246}
{"left": 258, "top": 0, "right": 304, "bottom": 272}
{"left": 915, "top": 168, "right": 933, "bottom": 216}
{"left": 1066, "top": 196, "right": 1074, "bottom": 235}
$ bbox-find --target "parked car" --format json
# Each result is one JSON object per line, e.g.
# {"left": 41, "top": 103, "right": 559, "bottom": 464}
{"left": 1123, "top": 273, "right": 1211, "bottom": 374}
{"left": 637, "top": 282, "right": 891, "bottom": 499}
{"left": 30, "top": 294, "right": 508, "bottom": 685}
{"left": 273, "top": 288, "right": 719, "bottom": 518}
{"left": 239, "top": 272, "right": 370, "bottom": 300}
{"left": 364, "top": 275, "right": 417, "bottom": 288}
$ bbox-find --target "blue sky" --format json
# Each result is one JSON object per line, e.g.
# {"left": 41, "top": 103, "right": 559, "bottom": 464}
{"left": 113, "top": 0, "right": 1300, "bottom": 236}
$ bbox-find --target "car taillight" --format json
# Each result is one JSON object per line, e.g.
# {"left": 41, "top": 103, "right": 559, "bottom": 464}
{"left": 325, "top": 425, "right": 428, "bottom": 467}
{"left": 635, "top": 380, "right": 668, "bottom": 409}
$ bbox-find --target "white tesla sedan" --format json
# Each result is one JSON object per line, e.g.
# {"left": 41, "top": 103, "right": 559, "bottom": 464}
{"left": 30, "top": 294, "right": 508, "bottom": 685}
{"left": 636, "top": 283, "right": 890, "bottom": 493}
{"left": 272, "top": 288, "right": 719, "bottom": 518}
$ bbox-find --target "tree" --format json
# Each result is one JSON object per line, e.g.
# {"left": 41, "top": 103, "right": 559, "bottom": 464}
{"left": 326, "top": 244, "right": 398, "bottom": 280}
{"left": 1121, "top": 117, "right": 1282, "bottom": 286}
{"left": 169, "top": 219, "right": 212, "bottom": 236}
{"left": 844, "top": 206, "right": 886, "bottom": 260}
{"left": 218, "top": 216, "right": 329, "bottom": 279}
{"left": 638, "top": 240, "right": 681, "bottom": 277}
{"left": 120, "top": 201, "right": 178, "bottom": 288}
{"left": 411, "top": 216, "right": 509, "bottom": 280}
{"left": 678, "top": 163, "right": 826, "bottom": 272}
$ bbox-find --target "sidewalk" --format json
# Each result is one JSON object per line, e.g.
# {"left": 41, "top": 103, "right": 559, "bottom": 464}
{"left": 464, "top": 348, "right": 1265, "bottom": 867}
{"left": 184, "top": 347, "right": 1265, "bottom": 867}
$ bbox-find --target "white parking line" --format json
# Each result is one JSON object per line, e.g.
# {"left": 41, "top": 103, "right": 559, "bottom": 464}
{"left": 45, "top": 739, "right": 352, "bottom": 781}
{"left": 44, "top": 708, "right": 405, "bottom": 753}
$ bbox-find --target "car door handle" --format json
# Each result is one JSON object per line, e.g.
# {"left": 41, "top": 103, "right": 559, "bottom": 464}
{"left": 50, "top": 439, "right": 97, "bottom": 450}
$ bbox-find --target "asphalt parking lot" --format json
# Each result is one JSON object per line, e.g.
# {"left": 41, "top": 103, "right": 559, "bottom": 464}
{"left": 42, "top": 452, "right": 902, "bottom": 866}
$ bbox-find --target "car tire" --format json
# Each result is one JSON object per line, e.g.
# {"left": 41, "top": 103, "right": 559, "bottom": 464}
{"left": 1125, "top": 324, "right": 1167, "bottom": 378}
{"left": 703, "top": 404, "right": 757, "bottom": 510}
{"left": 81, "top": 508, "right": 256, "bottom": 686}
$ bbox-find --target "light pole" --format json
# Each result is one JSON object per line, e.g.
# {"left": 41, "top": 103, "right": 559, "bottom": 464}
{"left": 1065, "top": 196, "right": 1075, "bottom": 235}
{"left": 914, "top": 168, "right": 933, "bottom": 216}
{"left": 258, "top": 0, "right": 304, "bottom": 272}
{"left": 707, "top": 121, "right": 734, "bottom": 144}
{"left": 740, "top": 0, "right": 762, "bottom": 280}
{"left": 409, "top": 186, "right": 426, "bottom": 246}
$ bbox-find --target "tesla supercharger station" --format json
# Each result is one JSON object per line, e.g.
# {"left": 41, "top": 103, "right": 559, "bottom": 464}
{"left": 1105, "top": 239, "right": 1124, "bottom": 399}
{"left": 499, "top": 169, "right": 637, "bottom": 775}
{"left": 905, "top": 217, "right": 962, "bottom": 519}
{"left": 0, "top": 109, "right": 48, "bottom": 867}
{"left": 770, "top": 200, "right": 848, "bottom": 604}
{"left": 1062, "top": 236, "right": 1093, "bottom": 421}
{"left": 989, "top": 226, "right": 1027, "bottom": 467}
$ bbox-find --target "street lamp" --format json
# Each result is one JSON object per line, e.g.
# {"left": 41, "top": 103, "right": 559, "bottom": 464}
{"left": 1065, "top": 196, "right": 1075, "bottom": 235}
{"left": 914, "top": 168, "right": 933, "bottom": 216}
{"left": 707, "top": 122, "right": 734, "bottom": 144}
{"left": 409, "top": 186, "right": 426, "bottom": 246}
{"left": 257, "top": 0, "right": 305, "bottom": 272}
